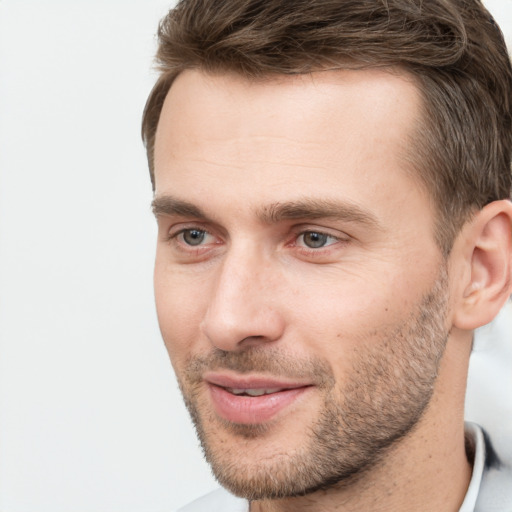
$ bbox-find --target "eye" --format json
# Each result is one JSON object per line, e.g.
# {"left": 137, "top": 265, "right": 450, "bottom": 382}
{"left": 297, "top": 231, "right": 338, "bottom": 249}
{"left": 179, "top": 228, "right": 209, "bottom": 246}
{"left": 164, "top": 224, "right": 222, "bottom": 262}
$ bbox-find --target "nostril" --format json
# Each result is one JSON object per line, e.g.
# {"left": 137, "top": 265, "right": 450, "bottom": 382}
{"left": 201, "top": 305, "right": 285, "bottom": 352}
{"left": 238, "top": 335, "right": 273, "bottom": 348}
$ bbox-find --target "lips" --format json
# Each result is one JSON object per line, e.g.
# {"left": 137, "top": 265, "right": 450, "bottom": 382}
{"left": 204, "top": 373, "right": 312, "bottom": 424}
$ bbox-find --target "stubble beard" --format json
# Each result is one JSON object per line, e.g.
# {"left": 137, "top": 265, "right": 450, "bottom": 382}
{"left": 176, "top": 268, "right": 450, "bottom": 500}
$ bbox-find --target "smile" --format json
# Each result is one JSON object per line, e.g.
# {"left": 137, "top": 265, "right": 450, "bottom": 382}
{"left": 204, "top": 373, "right": 312, "bottom": 424}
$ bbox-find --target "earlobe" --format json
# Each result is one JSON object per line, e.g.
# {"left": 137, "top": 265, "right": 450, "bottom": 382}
{"left": 453, "top": 200, "right": 512, "bottom": 330}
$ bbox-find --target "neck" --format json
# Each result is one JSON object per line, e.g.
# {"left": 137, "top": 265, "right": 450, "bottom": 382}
{"left": 251, "top": 333, "right": 473, "bottom": 512}
{"left": 251, "top": 420, "right": 471, "bottom": 512}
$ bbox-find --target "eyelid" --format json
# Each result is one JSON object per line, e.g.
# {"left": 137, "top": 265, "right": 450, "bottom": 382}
{"left": 165, "top": 221, "right": 211, "bottom": 239}
{"left": 286, "top": 225, "right": 351, "bottom": 260}
{"left": 165, "top": 221, "right": 229, "bottom": 257}
{"left": 290, "top": 224, "right": 349, "bottom": 241}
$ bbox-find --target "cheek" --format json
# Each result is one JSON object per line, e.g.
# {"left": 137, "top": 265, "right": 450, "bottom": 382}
{"left": 154, "top": 264, "right": 208, "bottom": 366}
{"left": 288, "top": 271, "right": 421, "bottom": 365}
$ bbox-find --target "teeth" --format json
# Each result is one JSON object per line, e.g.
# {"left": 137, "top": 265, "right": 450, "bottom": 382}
{"left": 228, "top": 388, "right": 283, "bottom": 396}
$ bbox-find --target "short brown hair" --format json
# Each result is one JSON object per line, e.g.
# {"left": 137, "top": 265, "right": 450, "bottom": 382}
{"left": 142, "top": 0, "right": 512, "bottom": 254}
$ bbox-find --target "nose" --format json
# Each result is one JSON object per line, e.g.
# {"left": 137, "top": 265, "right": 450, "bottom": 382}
{"left": 200, "top": 249, "right": 285, "bottom": 351}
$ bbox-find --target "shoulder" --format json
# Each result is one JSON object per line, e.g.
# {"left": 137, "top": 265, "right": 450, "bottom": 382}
{"left": 466, "top": 303, "right": 512, "bottom": 511}
{"left": 175, "top": 488, "right": 248, "bottom": 512}
{"left": 462, "top": 422, "right": 512, "bottom": 512}
{"left": 474, "top": 426, "right": 512, "bottom": 512}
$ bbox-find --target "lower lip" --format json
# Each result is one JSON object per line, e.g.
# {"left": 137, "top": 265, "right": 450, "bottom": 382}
{"left": 208, "top": 384, "right": 310, "bottom": 424}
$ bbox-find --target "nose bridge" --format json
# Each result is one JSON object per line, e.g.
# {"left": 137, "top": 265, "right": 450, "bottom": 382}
{"left": 201, "top": 243, "right": 283, "bottom": 350}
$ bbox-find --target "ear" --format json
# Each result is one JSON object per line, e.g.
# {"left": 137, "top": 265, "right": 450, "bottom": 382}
{"left": 453, "top": 199, "right": 512, "bottom": 330}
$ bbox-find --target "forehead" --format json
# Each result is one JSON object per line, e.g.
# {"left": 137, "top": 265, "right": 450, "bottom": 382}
{"left": 153, "top": 68, "right": 427, "bottom": 222}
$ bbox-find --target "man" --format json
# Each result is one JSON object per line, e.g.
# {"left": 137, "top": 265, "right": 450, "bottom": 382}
{"left": 142, "top": 0, "right": 512, "bottom": 510}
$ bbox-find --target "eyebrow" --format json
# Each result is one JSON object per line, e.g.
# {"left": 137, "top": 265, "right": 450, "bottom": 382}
{"left": 152, "top": 195, "right": 380, "bottom": 229}
{"left": 257, "top": 198, "right": 380, "bottom": 228}
{"left": 152, "top": 196, "right": 206, "bottom": 219}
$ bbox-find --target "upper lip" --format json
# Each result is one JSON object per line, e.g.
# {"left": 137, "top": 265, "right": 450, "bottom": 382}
{"left": 204, "top": 372, "right": 312, "bottom": 390}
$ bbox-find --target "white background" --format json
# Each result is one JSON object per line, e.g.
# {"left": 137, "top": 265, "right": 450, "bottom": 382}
{"left": 0, "top": 1, "right": 511, "bottom": 511}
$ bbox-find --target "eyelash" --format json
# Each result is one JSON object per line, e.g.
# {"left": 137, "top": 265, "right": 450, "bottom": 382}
{"left": 166, "top": 226, "right": 216, "bottom": 251}
{"left": 166, "top": 226, "right": 348, "bottom": 260}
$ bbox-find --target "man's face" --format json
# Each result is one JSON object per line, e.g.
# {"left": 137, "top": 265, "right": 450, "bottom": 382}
{"left": 153, "top": 69, "right": 450, "bottom": 499}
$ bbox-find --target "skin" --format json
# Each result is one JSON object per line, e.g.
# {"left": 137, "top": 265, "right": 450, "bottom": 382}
{"left": 152, "top": 68, "right": 494, "bottom": 511}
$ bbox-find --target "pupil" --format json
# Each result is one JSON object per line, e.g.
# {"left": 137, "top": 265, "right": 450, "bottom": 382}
{"left": 304, "top": 232, "right": 327, "bottom": 248}
{"left": 184, "top": 229, "right": 205, "bottom": 246}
